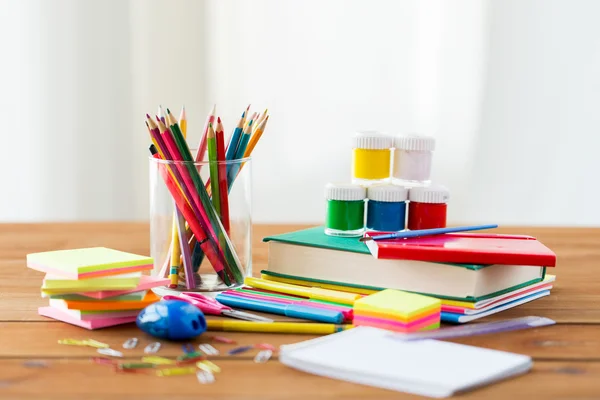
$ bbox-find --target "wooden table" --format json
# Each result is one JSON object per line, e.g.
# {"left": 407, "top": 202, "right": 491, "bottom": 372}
{"left": 1, "top": 223, "right": 599, "bottom": 399}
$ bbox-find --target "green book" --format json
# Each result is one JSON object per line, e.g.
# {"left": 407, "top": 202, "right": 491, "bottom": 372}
{"left": 263, "top": 226, "right": 546, "bottom": 302}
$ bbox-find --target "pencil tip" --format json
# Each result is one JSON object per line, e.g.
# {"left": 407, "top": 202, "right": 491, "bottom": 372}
{"left": 358, "top": 237, "right": 371, "bottom": 242}
{"left": 217, "top": 116, "right": 221, "bottom": 123}
{"left": 166, "top": 108, "right": 171, "bottom": 114}
{"left": 145, "top": 113, "right": 151, "bottom": 119}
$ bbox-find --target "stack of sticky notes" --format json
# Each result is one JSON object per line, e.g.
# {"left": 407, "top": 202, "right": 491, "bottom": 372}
{"left": 27, "top": 247, "right": 168, "bottom": 330}
{"left": 353, "top": 289, "right": 441, "bottom": 332}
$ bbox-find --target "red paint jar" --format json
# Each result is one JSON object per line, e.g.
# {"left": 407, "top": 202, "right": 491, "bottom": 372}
{"left": 407, "top": 185, "right": 450, "bottom": 230}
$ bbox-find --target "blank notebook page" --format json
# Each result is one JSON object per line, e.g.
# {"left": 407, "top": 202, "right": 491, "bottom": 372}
{"left": 280, "top": 326, "right": 532, "bottom": 398}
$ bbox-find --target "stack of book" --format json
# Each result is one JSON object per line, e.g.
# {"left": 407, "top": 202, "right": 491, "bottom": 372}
{"left": 261, "top": 227, "right": 556, "bottom": 323}
{"left": 27, "top": 247, "right": 168, "bottom": 329}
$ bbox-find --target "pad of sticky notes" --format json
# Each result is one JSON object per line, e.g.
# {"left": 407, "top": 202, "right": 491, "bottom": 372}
{"left": 27, "top": 247, "right": 153, "bottom": 279}
{"left": 353, "top": 289, "right": 441, "bottom": 333}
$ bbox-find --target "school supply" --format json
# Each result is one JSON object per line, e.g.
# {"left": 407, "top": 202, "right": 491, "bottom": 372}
{"left": 245, "top": 277, "right": 361, "bottom": 305}
{"left": 279, "top": 326, "right": 533, "bottom": 398}
{"left": 27, "top": 247, "right": 153, "bottom": 279}
{"left": 406, "top": 184, "right": 450, "bottom": 230}
{"left": 163, "top": 293, "right": 273, "bottom": 322}
{"left": 38, "top": 306, "right": 137, "bottom": 330}
{"left": 215, "top": 293, "right": 345, "bottom": 324}
{"left": 49, "top": 291, "right": 160, "bottom": 311}
{"left": 392, "top": 134, "right": 436, "bottom": 184}
{"left": 206, "top": 320, "right": 353, "bottom": 334}
{"left": 262, "top": 227, "right": 547, "bottom": 300}
{"left": 365, "top": 184, "right": 408, "bottom": 232}
{"left": 351, "top": 131, "right": 392, "bottom": 184}
{"left": 136, "top": 300, "right": 207, "bottom": 341}
{"left": 42, "top": 274, "right": 168, "bottom": 300}
{"left": 394, "top": 316, "right": 556, "bottom": 341}
{"left": 324, "top": 183, "right": 366, "bottom": 237}
{"left": 40, "top": 272, "right": 142, "bottom": 294}
{"left": 359, "top": 224, "right": 499, "bottom": 242}
{"left": 364, "top": 232, "right": 557, "bottom": 266}
{"left": 353, "top": 289, "right": 441, "bottom": 332}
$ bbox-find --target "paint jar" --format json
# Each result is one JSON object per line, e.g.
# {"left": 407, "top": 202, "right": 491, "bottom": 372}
{"left": 352, "top": 131, "right": 393, "bottom": 185}
{"left": 324, "top": 183, "right": 366, "bottom": 237}
{"left": 393, "top": 135, "right": 436, "bottom": 185}
{"left": 366, "top": 184, "right": 408, "bottom": 232}
{"left": 407, "top": 185, "right": 449, "bottom": 230}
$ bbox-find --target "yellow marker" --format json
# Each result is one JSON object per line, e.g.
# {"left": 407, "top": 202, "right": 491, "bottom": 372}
{"left": 244, "top": 277, "right": 361, "bottom": 306}
{"left": 156, "top": 367, "right": 197, "bottom": 377}
{"left": 142, "top": 356, "right": 175, "bottom": 365}
{"left": 207, "top": 320, "right": 353, "bottom": 335}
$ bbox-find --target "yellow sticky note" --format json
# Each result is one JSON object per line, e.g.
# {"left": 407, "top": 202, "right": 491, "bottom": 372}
{"left": 354, "top": 289, "right": 441, "bottom": 321}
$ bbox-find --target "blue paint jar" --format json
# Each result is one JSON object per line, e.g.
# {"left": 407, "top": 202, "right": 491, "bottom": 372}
{"left": 366, "top": 184, "right": 408, "bottom": 232}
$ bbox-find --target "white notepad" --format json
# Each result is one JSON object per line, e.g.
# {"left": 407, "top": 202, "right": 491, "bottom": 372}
{"left": 279, "top": 326, "right": 532, "bottom": 398}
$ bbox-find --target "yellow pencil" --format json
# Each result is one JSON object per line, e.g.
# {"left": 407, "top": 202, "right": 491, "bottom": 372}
{"left": 245, "top": 277, "right": 360, "bottom": 305}
{"left": 206, "top": 320, "right": 353, "bottom": 334}
{"left": 253, "top": 108, "right": 268, "bottom": 133}
{"left": 179, "top": 106, "right": 187, "bottom": 138}
{"left": 244, "top": 115, "right": 269, "bottom": 157}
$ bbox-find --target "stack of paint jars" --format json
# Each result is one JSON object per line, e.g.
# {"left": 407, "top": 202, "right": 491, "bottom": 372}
{"left": 324, "top": 131, "right": 450, "bottom": 237}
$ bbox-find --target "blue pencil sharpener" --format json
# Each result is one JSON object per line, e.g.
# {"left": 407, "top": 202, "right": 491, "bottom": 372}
{"left": 136, "top": 299, "right": 207, "bottom": 341}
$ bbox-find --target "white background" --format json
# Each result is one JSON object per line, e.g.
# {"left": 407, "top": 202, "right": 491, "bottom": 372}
{"left": 0, "top": 0, "right": 599, "bottom": 226}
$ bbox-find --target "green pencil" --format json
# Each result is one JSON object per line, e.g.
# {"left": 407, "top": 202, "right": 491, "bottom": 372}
{"left": 207, "top": 123, "right": 221, "bottom": 217}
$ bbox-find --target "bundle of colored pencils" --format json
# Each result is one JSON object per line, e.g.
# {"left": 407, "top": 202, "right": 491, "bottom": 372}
{"left": 145, "top": 105, "right": 269, "bottom": 290}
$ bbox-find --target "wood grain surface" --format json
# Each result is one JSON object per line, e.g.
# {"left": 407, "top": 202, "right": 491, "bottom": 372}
{"left": 0, "top": 223, "right": 599, "bottom": 399}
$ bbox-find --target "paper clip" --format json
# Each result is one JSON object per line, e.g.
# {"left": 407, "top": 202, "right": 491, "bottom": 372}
{"left": 176, "top": 352, "right": 205, "bottom": 365}
{"left": 156, "top": 367, "right": 196, "bottom": 377}
{"left": 141, "top": 356, "right": 175, "bottom": 365}
{"left": 199, "top": 344, "right": 219, "bottom": 356}
{"left": 254, "top": 350, "right": 273, "bottom": 364}
{"left": 122, "top": 338, "right": 138, "bottom": 349}
{"left": 97, "top": 348, "right": 124, "bottom": 358}
{"left": 144, "top": 342, "right": 162, "bottom": 354}
{"left": 23, "top": 360, "right": 49, "bottom": 368}
{"left": 196, "top": 360, "right": 221, "bottom": 373}
{"left": 84, "top": 339, "right": 110, "bottom": 349}
{"left": 91, "top": 357, "right": 116, "bottom": 365}
{"left": 227, "top": 345, "right": 253, "bottom": 355}
{"left": 182, "top": 343, "right": 195, "bottom": 354}
{"left": 117, "top": 362, "right": 156, "bottom": 371}
{"left": 255, "top": 343, "right": 277, "bottom": 351}
{"left": 197, "top": 370, "right": 215, "bottom": 384}
{"left": 211, "top": 335, "right": 237, "bottom": 344}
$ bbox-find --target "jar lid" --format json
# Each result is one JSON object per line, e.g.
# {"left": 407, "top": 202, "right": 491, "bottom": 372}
{"left": 367, "top": 184, "right": 408, "bottom": 202}
{"left": 408, "top": 184, "right": 449, "bottom": 203}
{"left": 325, "top": 183, "right": 366, "bottom": 201}
{"left": 353, "top": 131, "right": 393, "bottom": 150}
{"left": 394, "top": 135, "right": 436, "bottom": 151}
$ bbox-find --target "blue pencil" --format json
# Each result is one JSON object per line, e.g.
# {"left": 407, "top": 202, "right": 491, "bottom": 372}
{"left": 360, "top": 224, "right": 499, "bottom": 242}
{"left": 227, "top": 118, "right": 254, "bottom": 189}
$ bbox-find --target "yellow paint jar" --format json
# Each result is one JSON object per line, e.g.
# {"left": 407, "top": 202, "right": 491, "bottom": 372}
{"left": 352, "top": 131, "right": 392, "bottom": 184}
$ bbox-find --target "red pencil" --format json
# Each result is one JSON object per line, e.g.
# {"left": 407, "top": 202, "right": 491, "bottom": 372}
{"left": 215, "top": 117, "right": 230, "bottom": 233}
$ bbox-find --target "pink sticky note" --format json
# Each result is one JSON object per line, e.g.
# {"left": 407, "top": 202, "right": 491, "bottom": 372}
{"left": 38, "top": 306, "right": 136, "bottom": 330}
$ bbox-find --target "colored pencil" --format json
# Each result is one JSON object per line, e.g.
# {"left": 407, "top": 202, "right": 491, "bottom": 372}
{"left": 206, "top": 320, "right": 352, "bottom": 334}
{"left": 244, "top": 115, "right": 269, "bottom": 158}
{"left": 207, "top": 123, "right": 221, "bottom": 216}
{"left": 194, "top": 104, "right": 216, "bottom": 163}
{"left": 253, "top": 108, "right": 268, "bottom": 133}
{"left": 179, "top": 105, "right": 187, "bottom": 138}
{"left": 165, "top": 109, "right": 243, "bottom": 285}
{"left": 215, "top": 117, "right": 230, "bottom": 233}
{"left": 157, "top": 105, "right": 166, "bottom": 125}
{"left": 225, "top": 111, "right": 245, "bottom": 162}
{"left": 174, "top": 206, "right": 195, "bottom": 289}
{"left": 227, "top": 116, "right": 255, "bottom": 190}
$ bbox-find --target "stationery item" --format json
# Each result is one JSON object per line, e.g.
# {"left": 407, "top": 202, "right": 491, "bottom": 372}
{"left": 179, "top": 105, "right": 187, "bottom": 137}
{"left": 207, "top": 123, "right": 221, "bottom": 216}
{"left": 211, "top": 336, "right": 237, "bottom": 344}
{"left": 197, "top": 360, "right": 221, "bottom": 373}
{"left": 52, "top": 273, "right": 168, "bottom": 300}
{"left": 360, "top": 224, "right": 499, "bottom": 242}
{"left": 243, "top": 115, "right": 269, "bottom": 158}
{"left": 122, "top": 338, "right": 138, "bottom": 349}
{"left": 39, "top": 306, "right": 137, "bottom": 329}
{"left": 174, "top": 209, "right": 195, "bottom": 289}
{"left": 41, "top": 272, "right": 142, "bottom": 295}
{"left": 256, "top": 343, "right": 276, "bottom": 351}
{"left": 395, "top": 315, "right": 556, "bottom": 341}
{"left": 49, "top": 309, "right": 141, "bottom": 321}
{"left": 168, "top": 212, "right": 182, "bottom": 289}
{"left": 58, "top": 338, "right": 108, "bottom": 348}
{"left": 206, "top": 320, "right": 353, "bottom": 334}
{"left": 97, "top": 348, "right": 123, "bottom": 358}
{"left": 194, "top": 104, "right": 216, "bottom": 163}
{"left": 351, "top": 131, "right": 393, "bottom": 184}
{"left": 118, "top": 362, "right": 156, "bottom": 370}
{"left": 226, "top": 116, "right": 254, "bottom": 189}
{"left": 353, "top": 289, "right": 441, "bottom": 332}
{"left": 215, "top": 117, "right": 230, "bottom": 232}
{"left": 254, "top": 350, "right": 273, "bottom": 363}
{"left": 263, "top": 227, "right": 548, "bottom": 300}
{"left": 49, "top": 291, "right": 160, "bottom": 311}
{"left": 245, "top": 277, "right": 361, "bottom": 306}
{"left": 144, "top": 342, "right": 162, "bottom": 354}
{"left": 279, "top": 326, "right": 532, "bottom": 398}
{"left": 199, "top": 344, "right": 219, "bottom": 355}
{"left": 196, "top": 370, "right": 215, "bottom": 384}
{"left": 163, "top": 292, "right": 273, "bottom": 322}
{"left": 225, "top": 110, "right": 246, "bottom": 162}
{"left": 252, "top": 108, "right": 268, "bottom": 133}
{"left": 27, "top": 247, "right": 153, "bottom": 279}
{"left": 142, "top": 356, "right": 175, "bottom": 365}
{"left": 228, "top": 345, "right": 254, "bottom": 355}
{"left": 365, "top": 184, "right": 408, "bottom": 232}
{"left": 324, "top": 183, "right": 366, "bottom": 237}
{"left": 45, "top": 290, "right": 148, "bottom": 301}
{"left": 407, "top": 185, "right": 449, "bottom": 230}
{"left": 392, "top": 135, "right": 436, "bottom": 184}
{"left": 156, "top": 367, "right": 196, "bottom": 377}
{"left": 136, "top": 300, "right": 207, "bottom": 341}
{"left": 441, "top": 290, "right": 551, "bottom": 323}
{"left": 224, "top": 289, "right": 353, "bottom": 322}
{"left": 364, "top": 231, "right": 557, "bottom": 267}
{"left": 157, "top": 105, "right": 166, "bottom": 125}
{"left": 215, "top": 293, "right": 345, "bottom": 324}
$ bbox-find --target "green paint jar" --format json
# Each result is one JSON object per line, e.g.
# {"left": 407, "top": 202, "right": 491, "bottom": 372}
{"left": 324, "top": 183, "right": 366, "bottom": 237}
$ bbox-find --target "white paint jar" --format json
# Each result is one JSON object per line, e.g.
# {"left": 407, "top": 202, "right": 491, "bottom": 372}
{"left": 392, "top": 135, "right": 436, "bottom": 185}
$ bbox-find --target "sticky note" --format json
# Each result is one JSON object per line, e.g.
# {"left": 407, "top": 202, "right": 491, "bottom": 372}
{"left": 354, "top": 289, "right": 441, "bottom": 320}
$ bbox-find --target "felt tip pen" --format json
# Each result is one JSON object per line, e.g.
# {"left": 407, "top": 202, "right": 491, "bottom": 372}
{"left": 215, "top": 293, "right": 345, "bottom": 324}
{"left": 206, "top": 320, "right": 353, "bottom": 334}
{"left": 244, "top": 277, "right": 361, "bottom": 306}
